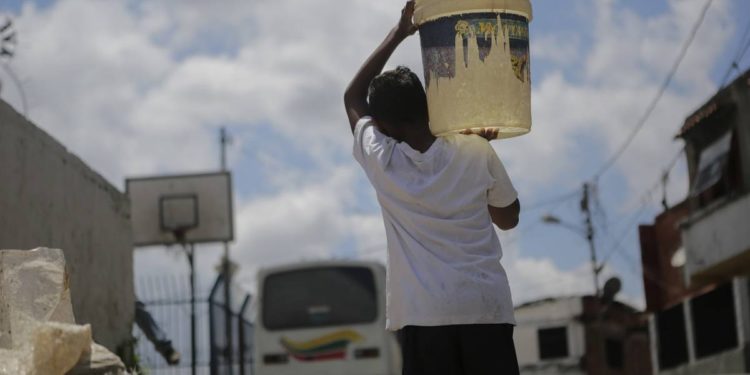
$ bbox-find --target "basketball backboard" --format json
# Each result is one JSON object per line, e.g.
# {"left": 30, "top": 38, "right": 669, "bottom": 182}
{"left": 126, "top": 172, "right": 233, "bottom": 246}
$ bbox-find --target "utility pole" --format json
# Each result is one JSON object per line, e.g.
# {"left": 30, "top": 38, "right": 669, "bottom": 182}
{"left": 219, "top": 128, "right": 233, "bottom": 373}
{"left": 220, "top": 128, "right": 228, "bottom": 171}
{"left": 581, "top": 183, "right": 601, "bottom": 297}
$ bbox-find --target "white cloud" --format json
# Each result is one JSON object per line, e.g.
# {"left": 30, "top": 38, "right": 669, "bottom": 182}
{"left": 230, "top": 166, "right": 361, "bottom": 285}
{"left": 501, "top": 0, "right": 733, "bottom": 202}
{"left": 3, "top": 0, "right": 741, "bottom": 307}
{"left": 531, "top": 34, "right": 582, "bottom": 65}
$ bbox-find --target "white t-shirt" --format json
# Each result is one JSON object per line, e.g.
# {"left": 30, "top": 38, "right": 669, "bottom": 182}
{"left": 352, "top": 117, "right": 518, "bottom": 331}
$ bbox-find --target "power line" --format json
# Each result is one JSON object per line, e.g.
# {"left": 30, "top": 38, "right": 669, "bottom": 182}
{"left": 591, "top": 147, "right": 685, "bottom": 299}
{"left": 540, "top": 0, "right": 715, "bottom": 296}
{"left": 605, "top": 226, "right": 685, "bottom": 296}
{"left": 524, "top": 147, "right": 684, "bottom": 296}
{"left": 598, "top": 147, "right": 684, "bottom": 265}
{"left": 523, "top": 190, "right": 579, "bottom": 211}
{"left": 502, "top": 193, "right": 578, "bottom": 248}
{"left": 591, "top": 0, "right": 714, "bottom": 181}
{"left": 599, "top": 148, "right": 683, "bottom": 231}
{"left": 720, "top": 15, "right": 750, "bottom": 87}
{"left": 598, "top": 197, "right": 654, "bottom": 266}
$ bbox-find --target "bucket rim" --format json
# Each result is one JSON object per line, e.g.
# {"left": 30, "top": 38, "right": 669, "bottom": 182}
{"left": 414, "top": 0, "right": 533, "bottom": 25}
{"left": 416, "top": 9, "right": 531, "bottom": 25}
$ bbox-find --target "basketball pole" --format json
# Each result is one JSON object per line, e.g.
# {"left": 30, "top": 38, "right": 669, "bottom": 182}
{"left": 130, "top": 172, "right": 232, "bottom": 374}
{"left": 175, "top": 229, "right": 197, "bottom": 375}
{"left": 220, "top": 127, "right": 234, "bottom": 372}
{"left": 177, "top": 233, "right": 197, "bottom": 375}
{"left": 188, "top": 243, "right": 197, "bottom": 375}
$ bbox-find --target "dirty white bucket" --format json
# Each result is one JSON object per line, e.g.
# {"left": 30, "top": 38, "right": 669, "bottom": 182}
{"left": 415, "top": 0, "right": 533, "bottom": 139}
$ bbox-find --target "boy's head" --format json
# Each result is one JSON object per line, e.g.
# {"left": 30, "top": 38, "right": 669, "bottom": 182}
{"left": 368, "top": 66, "right": 428, "bottom": 130}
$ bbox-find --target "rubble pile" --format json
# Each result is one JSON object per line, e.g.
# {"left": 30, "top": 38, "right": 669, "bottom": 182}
{"left": 0, "top": 248, "right": 128, "bottom": 375}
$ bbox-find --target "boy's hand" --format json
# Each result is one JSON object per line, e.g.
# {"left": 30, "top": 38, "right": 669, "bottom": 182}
{"left": 461, "top": 128, "right": 499, "bottom": 141}
{"left": 395, "top": 1, "right": 418, "bottom": 39}
{"left": 344, "top": 0, "right": 416, "bottom": 131}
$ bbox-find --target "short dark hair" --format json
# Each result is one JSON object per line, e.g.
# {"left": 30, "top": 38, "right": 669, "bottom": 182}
{"left": 368, "top": 66, "right": 428, "bottom": 124}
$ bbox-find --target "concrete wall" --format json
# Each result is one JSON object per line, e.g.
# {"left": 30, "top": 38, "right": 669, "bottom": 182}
{"left": 0, "top": 99, "right": 134, "bottom": 351}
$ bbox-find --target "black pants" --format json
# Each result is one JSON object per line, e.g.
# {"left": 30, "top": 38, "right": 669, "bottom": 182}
{"left": 399, "top": 324, "right": 519, "bottom": 375}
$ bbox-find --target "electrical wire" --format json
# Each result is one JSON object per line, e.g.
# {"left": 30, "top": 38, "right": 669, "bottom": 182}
{"left": 522, "top": 189, "right": 580, "bottom": 211}
{"left": 720, "top": 15, "right": 750, "bottom": 87}
{"left": 598, "top": 148, "right": 684, "bottom": 234}
{"left": 597, "top": 147, "right": 683, "bottom": 264}
{"left": 592, "top": 148, "right": 686, "bottom": 297}
{"left": 502, "top": 192, "right": 578, "bottom": 248}
{"left": 606, "top": 229, "right": 685, "bottom": 296}
{"left": 591, "top": 0, "right": 714, "bottom": 181}
{"left": 598, "top": 194, "right": 656, "bottom": 267}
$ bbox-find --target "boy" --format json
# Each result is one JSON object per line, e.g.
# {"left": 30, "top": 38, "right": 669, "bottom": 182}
{"left": 343, "top": 1, "right": 521, "bottom": 374}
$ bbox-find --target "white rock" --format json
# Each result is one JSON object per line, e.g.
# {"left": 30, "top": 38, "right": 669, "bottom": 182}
{"left": 30, "top": 322, "right": 92, "bottom": 375}
{"left": 0, "top": 248, "right": 75, "bottom": 350}
{"left": 0, "top": 347, "right": 27, "bottom": 374}
{"left": 69, "top": 343, "right": 129, "bottom": 375}
{"left": 0, "top": 248, "right": 128, "bottom": 375}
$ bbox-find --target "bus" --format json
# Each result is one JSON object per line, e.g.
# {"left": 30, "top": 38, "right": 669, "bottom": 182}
{"left": 253, "top": 260, "right": 401, "bottom": 375}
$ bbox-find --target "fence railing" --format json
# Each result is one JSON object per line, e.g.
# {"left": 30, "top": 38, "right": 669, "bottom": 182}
{"left": 134, "top": 273, "right": 253, "bottom": 375}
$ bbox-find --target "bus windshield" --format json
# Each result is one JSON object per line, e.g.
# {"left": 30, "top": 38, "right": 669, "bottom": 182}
{"left": 262, "top": 266, "right": 377, "bottom": 331}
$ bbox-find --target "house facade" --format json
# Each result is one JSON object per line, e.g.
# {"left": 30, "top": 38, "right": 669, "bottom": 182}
{"left": 639, "top": 69, "right": 750, "bottom": 374}
{"left": 515, "top": 296, "right": 650, "bottom": 375}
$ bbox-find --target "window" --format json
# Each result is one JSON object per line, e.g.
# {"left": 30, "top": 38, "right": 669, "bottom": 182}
{"left": 690, "top": 282, "right": 738, "bottom": 358}
{"left": 262, "top": 266, "right": 377, "bottom": 330}
{"left": 538, "top": 326, "right": 569, "bottom": 360}
{"left": 605, "top": 338, "right": 623, "bottom": 369}
{"left": 691, "top": 132, "right": 732, "bottom": 196}
{"left": 656, "top": 303, "right": 688, "bottom": 370}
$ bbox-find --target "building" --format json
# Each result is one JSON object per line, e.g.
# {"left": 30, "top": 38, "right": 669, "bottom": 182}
{"left": 638, "top": 69, "right": 750, "bottom": 374}
{"left": 514, "top": 296, "right": 651, "bottom": 375}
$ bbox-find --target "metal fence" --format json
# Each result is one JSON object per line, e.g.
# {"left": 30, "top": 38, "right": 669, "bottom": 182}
{"left": 208, "top": 274, "right": 254, "bottom": 375}
{"left": 134, "top": 273, "right": 253, "bottom": 375}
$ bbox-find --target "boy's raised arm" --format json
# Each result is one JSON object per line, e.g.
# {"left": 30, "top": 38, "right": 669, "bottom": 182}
{"left": 344, "top": 1, "right": 417, "bottom": 132}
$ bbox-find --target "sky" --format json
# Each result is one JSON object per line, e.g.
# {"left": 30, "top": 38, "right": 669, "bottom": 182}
{"left": 1, "top": 0, "right": 750, "bottom": 309}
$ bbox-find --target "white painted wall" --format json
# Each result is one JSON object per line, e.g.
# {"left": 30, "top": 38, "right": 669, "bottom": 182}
{"left": 683, "top": 193, "right": 750, "bottom": 282}
{"left": 514, "top": 297, "right": 585, "bottom": 374}
{"left": 0, "top": 100, "right": 134, "bottom": 352}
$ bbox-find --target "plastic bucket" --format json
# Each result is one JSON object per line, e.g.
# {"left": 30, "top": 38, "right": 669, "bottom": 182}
{"left": 415, "top": 0, "right": 532, "bottom": 139}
